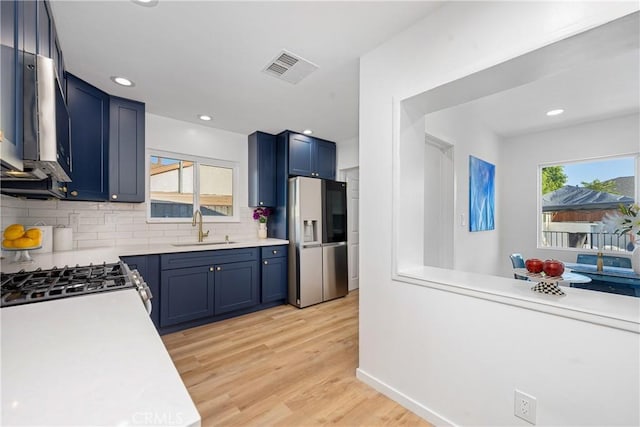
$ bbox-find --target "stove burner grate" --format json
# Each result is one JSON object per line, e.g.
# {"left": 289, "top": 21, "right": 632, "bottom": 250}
{"left": 1, "top": 262, "right": 134, "bottom": 307}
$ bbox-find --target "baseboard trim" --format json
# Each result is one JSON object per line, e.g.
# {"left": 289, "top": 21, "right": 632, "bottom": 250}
{"left": 356, "top": 368, "right": 457, "bottom": 427}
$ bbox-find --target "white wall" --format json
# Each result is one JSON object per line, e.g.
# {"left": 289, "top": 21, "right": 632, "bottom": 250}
{"left": 424, "top": 107, "right": 503, "bottom": 275}
{"left": 337, "top": 135, "right": 359, "bottom": 172}
{"left": 359, "top": 2, "right": 639, "bottom": 426}
{"left": 1, "top": 114, "right": 259, "bottom": 249}
{"left": 500, "top": 113, "right": 640, "bottom": 277}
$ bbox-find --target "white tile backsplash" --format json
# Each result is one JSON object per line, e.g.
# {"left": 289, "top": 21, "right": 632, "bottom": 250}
{"left": 1, "top": 195, "right": 260, "bottom": 249}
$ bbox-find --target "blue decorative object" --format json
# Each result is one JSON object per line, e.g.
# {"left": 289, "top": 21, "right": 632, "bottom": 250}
{"left": 469, "top": 156, "right": 495, "bottom": 232}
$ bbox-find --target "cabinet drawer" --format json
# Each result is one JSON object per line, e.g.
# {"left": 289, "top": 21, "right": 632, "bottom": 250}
{"left": 261, "top": 245, "right": 287, "bottom": 259}
{"left": 161, "top": 247, "right": 259, "bottom": 270}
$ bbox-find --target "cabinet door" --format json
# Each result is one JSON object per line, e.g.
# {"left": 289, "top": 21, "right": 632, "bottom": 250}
{"left": 248, "top": 132, "right": 276, "bottom": 207}
{"left": 22, "top": 1, "right": 37, "bottom": 55}
{"left": 121, "top": 255, "right": 160, "bottom": 329}
{"left": 37, "top": 0, "right": 50, "bottom": 57}
{"left": 214, "top": 261, "right": 259, "bottom": 314}
{"left": 160, "top": 266, "right": 214, "bottom": 327}
{"left": 0, "top": 0, "right": 23, "bottom": 172}
{"left": 109, "top": 96, "right": 145, "bottom": 202}
{"left": 261, "top": 256, "right": 287, "bottom": 303}
{"left": 288, "top": 133, "right": 315, "bottom": 177}
{"left": 316, "top": 139, "right": 336, "bottom": 180}
{"left": 66, "top": 73, "right": 109, "bottom": 201}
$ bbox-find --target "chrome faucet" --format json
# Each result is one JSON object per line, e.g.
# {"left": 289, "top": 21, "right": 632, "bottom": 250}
{"left": 192, "top": 209, "right": 210, "bottom": 242}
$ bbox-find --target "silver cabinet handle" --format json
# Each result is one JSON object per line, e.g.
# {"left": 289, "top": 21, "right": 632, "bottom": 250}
{"left": 259, "top": 201, "right": 264, "bottom": 205}
{"left": 264, "top": 261, "right": 268, "bottom": 265}
{"left": 216, "top": 267, "right": 221, "bottom": 271}
{"left": 209, "top": 267, "right": 214, "bottom": 272}
{"left": 70, "top": 190, "right": 78, "bottom": 196}
{"left": 111, "top": 194, "right": 118, "bottom": 200}
{"left": 272, "top": 250, "right": 278, "bottom": 254}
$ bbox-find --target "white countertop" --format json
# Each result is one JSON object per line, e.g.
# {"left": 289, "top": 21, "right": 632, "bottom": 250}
{"left": 398, "top": 266, "right": 640, "bottom": 333}
{"left": 1, "top": 289, "right": 200, "bottom": 426}
{"left": 0, "top": 238, "right": 289, "bottom": 273}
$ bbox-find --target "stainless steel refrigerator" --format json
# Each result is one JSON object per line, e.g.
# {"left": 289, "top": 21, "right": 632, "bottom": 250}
{"left": 288, "top": 177, "right": 348, "bottom": 308}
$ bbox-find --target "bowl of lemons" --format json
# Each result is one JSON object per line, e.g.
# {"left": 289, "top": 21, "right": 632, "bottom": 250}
{"left": 3, "top": 224, "right": 43, "bottom": 263}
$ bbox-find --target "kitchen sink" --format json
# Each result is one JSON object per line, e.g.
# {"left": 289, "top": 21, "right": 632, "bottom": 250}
{"left": 171, "top": 241, "right": 236, "bottom": 247}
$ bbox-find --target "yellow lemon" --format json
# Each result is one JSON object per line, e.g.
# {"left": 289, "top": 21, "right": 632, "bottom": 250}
{"left": 13, "top": 237, "right": 37, "bottom": 249}
{"left": 2, "top": 239, "right": 14, "bottom": 248}
{"left": 25, "top": 228, "right": 42, "bottom": 240}
{"left": 3, "top": 224, "right": 25, "bottom": 241}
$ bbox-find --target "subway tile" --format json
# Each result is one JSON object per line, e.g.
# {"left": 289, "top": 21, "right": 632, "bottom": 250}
{"left": 28, "top": 208, "right": 72, "bottom": 218}
{"left": 74, "top": 232, "right": 99, "bottom": 241}
{"left": 133, "top": 230, "right": 165, "bottom": 239}
{"left": 116, "top": 223, "right": 147, "bottom": 232}
{"left": 79, "top": 217, "right": 101, "bottom": 225}
{"left": 59, "top": 201, "right": 99, "bottom": 210}
{"left": 116, "top": 238, "right": 149, "bottom": 246}
{"left": 78, "top": 224, "right": 116, "bottom": 233}
{"left": 98, "top": 231, "right": 133, "bottom": 240}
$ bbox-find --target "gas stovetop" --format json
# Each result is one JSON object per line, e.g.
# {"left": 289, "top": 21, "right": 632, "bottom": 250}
{"left": 1, "top": 262, "right": 136, "bottom": 308}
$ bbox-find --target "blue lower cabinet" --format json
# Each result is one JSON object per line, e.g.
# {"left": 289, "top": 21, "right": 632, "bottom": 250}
{"left": 262, "top": 256, "right": 287, "bottom": 303}
{"left": 160, "top": 266, "right": 214, "bottom": 327}
{"left": 214, "top": 260, "right": 259, "bottom": 314}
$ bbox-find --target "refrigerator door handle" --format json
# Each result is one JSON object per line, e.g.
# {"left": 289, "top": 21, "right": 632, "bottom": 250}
{"left": 302, "top": 243, "right": 322, "bottom": 249}
{"left": 322, "top": 242, "right": 347, "bottom": 247}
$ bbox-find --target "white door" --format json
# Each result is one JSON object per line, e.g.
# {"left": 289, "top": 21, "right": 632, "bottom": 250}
{"left": 342, "top": 168, "right": 359, "bottom": 291}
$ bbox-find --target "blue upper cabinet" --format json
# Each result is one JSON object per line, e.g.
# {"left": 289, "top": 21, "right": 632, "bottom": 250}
{"left": 316, "top": 138, "right": 336, "bottom": 179}
{"left": 37, "top": 1, "right": 51, "bottom": 58}
{"left": 248, "top": 131, "right": 276, "bottom": 207}
{"left": 0, "top": 0, "right": 23, "bottom": 172}
{"left": 285, "top": 131, "right": 336, "bottom": 180}
{"left": 65, "top": 76, "right": 145, "bottom": 203}
{"left": 66, "top": 73, "right": 110, "bottom": 201}
{"left": 288, "top": 133, "right": 315, "bottom": 177}
{"left": 109, "top": 96, "right": 145, "bottom": 203}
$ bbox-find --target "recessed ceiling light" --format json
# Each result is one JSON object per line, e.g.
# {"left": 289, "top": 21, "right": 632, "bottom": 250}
{"left": 198, "top": 115, "right": 212, "bottom": 121}
{"left": 111, "top": 76, "right": 134, "bottom": 87}
{"left": 303, "top": 129, "right": 313, "bottom": 135}
{"left": 131, "top": 0, "right": 159, "bottom": 6}
{"left": 546, "top": 109, "right": 564, "bottom": 116}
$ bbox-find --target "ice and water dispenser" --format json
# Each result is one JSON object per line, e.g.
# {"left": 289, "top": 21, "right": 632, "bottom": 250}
{"left": 303, "top": 220, "right": 318, "bottom": 243}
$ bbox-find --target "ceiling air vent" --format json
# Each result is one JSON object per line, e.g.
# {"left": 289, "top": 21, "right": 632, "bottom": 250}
{"left": 262, "top": 49, "right": 318, "bottom": 84}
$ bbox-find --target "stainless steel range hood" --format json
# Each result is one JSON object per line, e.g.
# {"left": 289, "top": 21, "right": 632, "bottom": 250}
{"left": 1, "top": 53, "right": 72, "bottom": 189}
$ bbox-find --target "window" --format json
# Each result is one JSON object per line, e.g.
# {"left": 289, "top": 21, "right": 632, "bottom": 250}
{"left": 539, "top": 155, "right": 637, "bottom": 252}
{"left": 147, "top": 150, "right": 238, "bottom": 222}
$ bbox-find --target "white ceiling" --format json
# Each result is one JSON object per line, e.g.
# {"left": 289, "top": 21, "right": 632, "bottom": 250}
{"left": 426, "top": 48, "right": 640, "bottom": 138}
{"left": 49, "top": 1, "right": 443, "bottom": 143}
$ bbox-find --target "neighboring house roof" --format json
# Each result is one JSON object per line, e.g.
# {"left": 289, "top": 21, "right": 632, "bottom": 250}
{"left": 603, "top": 175, "right": 635, "bottom": 198}
{"left": 542, "top": 185, "right": 634, "bottom": 211}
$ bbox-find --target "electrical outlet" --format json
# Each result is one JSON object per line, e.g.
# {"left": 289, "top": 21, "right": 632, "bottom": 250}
{"left": 514, "top": 390, "right": 536, "bottom": 424}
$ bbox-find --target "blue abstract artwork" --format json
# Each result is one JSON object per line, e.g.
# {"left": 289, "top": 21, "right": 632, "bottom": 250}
{"left": 469, "top": 156, "right": 495, "bottom": 232}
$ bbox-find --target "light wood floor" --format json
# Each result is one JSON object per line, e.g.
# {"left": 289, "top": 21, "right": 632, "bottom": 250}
{"left": 162, "top": 290, "right": 431, "bottom": 427}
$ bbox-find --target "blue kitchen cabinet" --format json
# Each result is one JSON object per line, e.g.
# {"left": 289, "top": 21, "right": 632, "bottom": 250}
{"left": 214, "top": 260, "right": 260, "bottom": 314}
{"left": 109, "top": 96, "right": 145, "bottom": 202}
{"left": 248, "top": 131, "right": 276, "bottom": 207}
{"left": 120, "top": 255, "right": 161, "bottom": 329}
{"left": 285, "top": 131, "right": 336, "bottom": 180}
{"left": 66, "top": 73, "right": 110, "bottom": 201}
{"left": 37, "top": 0, "right": 51, "bottom": 58}
{"left": 0, "top": 0, "right": 23, "bottom": 172}
{"left": 160, "top": 266, "right": 215, "bottom": 327}
{"left": 315, "top": 139, "right": 336, "bottom": 179}
{"left": 261, "top": 245, "right": 288, "bottom": 303}
{"left": 22, "top": 1, "right": 37, "bottom": 55}
{"left": 288, "top": 132, "right": 315, "bottom": 177}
